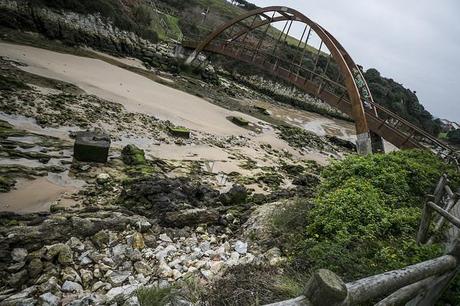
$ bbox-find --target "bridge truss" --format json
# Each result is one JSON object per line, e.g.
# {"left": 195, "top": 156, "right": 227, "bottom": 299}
{"left": 183, "top": 6, "right": 458, "bottom": 162}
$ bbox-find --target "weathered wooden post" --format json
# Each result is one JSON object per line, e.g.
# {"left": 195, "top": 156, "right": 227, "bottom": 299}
{"left": 305, "top": 269, "right": 348, "bottom": 305}
{"left": 417, "top": 195, "right": 436, "bottom": 245}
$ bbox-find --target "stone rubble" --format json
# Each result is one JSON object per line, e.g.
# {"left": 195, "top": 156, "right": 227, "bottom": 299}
{"left": 0, "top": 222, "right": 283, "bottom": 305}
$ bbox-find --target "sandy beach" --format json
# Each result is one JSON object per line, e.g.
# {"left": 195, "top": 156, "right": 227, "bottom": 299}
{"left": 0, "top": 42, "right": 254, "bottom": 136}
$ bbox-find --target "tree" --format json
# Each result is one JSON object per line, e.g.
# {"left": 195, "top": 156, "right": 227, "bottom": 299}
{"left": 447, "top": 129, "right": 460, "bottom": 144}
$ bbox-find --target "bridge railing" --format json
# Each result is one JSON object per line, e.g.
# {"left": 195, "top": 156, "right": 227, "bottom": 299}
{"left": 265, "top": 174, "right": 460, "bottom": 306}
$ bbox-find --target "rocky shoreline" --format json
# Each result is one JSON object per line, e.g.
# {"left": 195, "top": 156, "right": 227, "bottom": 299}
{"left": 0, "top": 3, "right": 357, "bottom": 304}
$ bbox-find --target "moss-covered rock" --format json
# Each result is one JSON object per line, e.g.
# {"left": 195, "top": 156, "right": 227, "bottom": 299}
{"left": 121, "top": 144, "right": 146, "bottom": 165}
{"left": 167, "top": 126, "right": 190, "bottom": 138}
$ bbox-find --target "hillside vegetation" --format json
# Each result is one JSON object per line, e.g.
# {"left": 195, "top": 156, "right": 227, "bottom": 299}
{"left": 273, "top": 149, "right": 460, "bottom": 280}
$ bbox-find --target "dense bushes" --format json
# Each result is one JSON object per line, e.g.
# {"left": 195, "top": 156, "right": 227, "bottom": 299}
{"left": 278, "top": 150, "right": 459, "bottom": 281}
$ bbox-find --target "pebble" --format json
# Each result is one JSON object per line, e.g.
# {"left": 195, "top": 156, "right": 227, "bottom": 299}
{"left": 159, "top": 233, "right": 173, "bottom": 243}
{"left": 39, "top": 292, "right": 60, "bottom": 306}
{"left": 234, "top": 240, "right": 248, "bottom": 255}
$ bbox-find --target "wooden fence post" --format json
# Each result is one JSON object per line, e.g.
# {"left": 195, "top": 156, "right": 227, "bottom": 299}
{"left": 304, "top": 269, "right": 348, "bottom": 306}
{"left": 417, "top": 195, "right": 435, "bottom": 245}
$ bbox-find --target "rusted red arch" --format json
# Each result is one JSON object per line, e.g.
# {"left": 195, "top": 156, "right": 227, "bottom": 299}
{"left": 187, "top": 6, "right": 372, "bottom": 153}
{"left": 226, "top": 19, "right": 380, "bottom": 119}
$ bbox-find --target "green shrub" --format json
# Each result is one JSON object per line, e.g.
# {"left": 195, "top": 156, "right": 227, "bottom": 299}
{"left": 285, "top": 149, "right": 459, "bottom": 281}
{"left": 137, "top": 286, "right": 178, "bottom": 306}
{"left": 447, "top": 129, "right": 460, "bottom": 144}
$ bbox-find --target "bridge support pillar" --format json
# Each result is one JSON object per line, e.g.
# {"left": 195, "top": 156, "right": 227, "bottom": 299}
{"left": 356, "top": 132, "right": 372, "bottom": 156}
{"left": 370, "top": 132, "right": 385, "bottom": 153}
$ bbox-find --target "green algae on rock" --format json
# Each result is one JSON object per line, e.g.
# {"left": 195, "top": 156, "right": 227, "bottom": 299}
{"left": 121, "top": 144, "right": 146, "bottom": 166}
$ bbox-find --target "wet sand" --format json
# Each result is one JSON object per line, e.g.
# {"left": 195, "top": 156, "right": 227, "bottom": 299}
{"left": 0, "top": 42, "right": 254, "bottom": 136}
{"left": 0, "top": 174, "right": 82, "bottom": 213}
{"left": 0, "top": 42, "right": 363, "bottom": 213}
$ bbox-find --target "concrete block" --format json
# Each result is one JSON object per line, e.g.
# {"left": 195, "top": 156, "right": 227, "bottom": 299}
{"left": 74, "top": 132, "right": 110, "bottom": 163}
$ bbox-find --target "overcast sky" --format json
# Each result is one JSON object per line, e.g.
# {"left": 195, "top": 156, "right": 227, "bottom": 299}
{"left": 251, "top": 0, "right": 460, "bottom": 122}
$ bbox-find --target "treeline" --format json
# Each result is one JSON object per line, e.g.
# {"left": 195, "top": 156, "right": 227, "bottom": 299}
{"left": 364, "top": 68, "right": 442, "bottom": 136}
{"left": 230, "top": 0, "right": 258, "bottom": 10}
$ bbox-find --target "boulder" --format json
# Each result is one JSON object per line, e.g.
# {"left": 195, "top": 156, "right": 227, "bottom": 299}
{"left": 121, "top": 144, "right": 146, "bottom": 165}
{"left": 219, "top": 185, "right": 248, "bottom": 205}
{"left": 46, "top": 243, "right": 73, "bottom": 265}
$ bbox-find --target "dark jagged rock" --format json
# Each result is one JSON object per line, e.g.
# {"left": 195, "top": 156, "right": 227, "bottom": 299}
{"left": 121, "top": 144, "right": 146, "bottom": 166}
{"left": 326, "top": 135, "right": 357, "bottom": 151}
{"left": 164, "top": 208, "right": 220, "bottom": 227}
{"left": 119, "top": 176, "right": 220, "bottom": 221}
{"left": 219, "top": 185, "right": 248, "bottom": 206}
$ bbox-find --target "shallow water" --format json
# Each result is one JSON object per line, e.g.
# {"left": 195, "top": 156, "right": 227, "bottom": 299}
{"left": 0, "top": 171, "right": 85, "bottom": 213}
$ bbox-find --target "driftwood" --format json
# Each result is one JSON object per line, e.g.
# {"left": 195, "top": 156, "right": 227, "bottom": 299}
{"left": 344, "top": 255, "right": 457, "bottom": 305}
{"left": 374, "top": 276, "right": 435, "bottom": 306}
{"left": 407, "top": 270, "right": 458, "bottom": 306}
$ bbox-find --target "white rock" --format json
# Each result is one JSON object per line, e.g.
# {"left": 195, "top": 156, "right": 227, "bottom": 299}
{"left": 62, "top": 281, "right": 83, "bottom": 293}
{"left": 172, "top": 269, "right": 182, "bottom": 280}
{"left": 92, "top": 281, "right": 111, "bottom": 292}
{"left": 105, "top": 284, "right": 139, "bottom": 301}
{"left": 200, "top": 270, "right": 213, "bottom": 280}
{"left": 234, "top": 241, "right": 248, "bottom": 255}
{"left": 226, "top": 252, "right": 240, "bottom": 267}
{"left": 199, "top": 241, "right": 211, "bottom": 252}
{"left": 240, "top": 253, "right": 255, "bottom": 265}
{"left": 11, "top": 248, "right": 28, "bottom": 262}
{"left": 158, "top": 261, "right": 173, "bottom": 278}
{"left": 39, "top": 292, "right": 60, "bottom": 306}
{"left": 79, "top": 256, "right": 92, "bottom": 266}
{"left": 107, "top": 271, "right": 131, "bottom": 286}
{"left": 155, "top": 245, "right": 177, "bottom": 261}
{"left": 123, "top": 296, "right": 140, "bottom": 306}
{"left": 209, "top": 261, "right": 223, "bottom": 274}
{"left": 112, "top": 244, "right": 128, "bottom": 258}
{"left": 159, "top": 233, "right": 173, "bottom": 243}
{"left": 97, "top": 173, "right": 111, "bottom": 184}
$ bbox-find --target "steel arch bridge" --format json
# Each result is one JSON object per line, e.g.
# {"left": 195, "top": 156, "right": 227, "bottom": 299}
{"left": 182, "top": 6, "right": 457, "bottom": 161}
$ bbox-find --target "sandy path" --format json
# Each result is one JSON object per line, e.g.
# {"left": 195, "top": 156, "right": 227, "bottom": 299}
{"left": 0, "top": 42, "right": 253, "bottom": 136}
